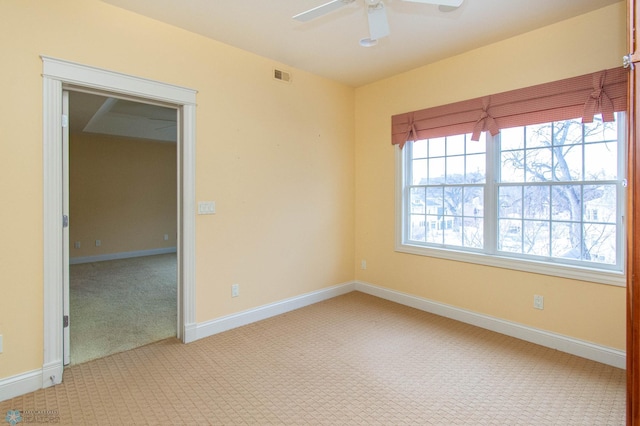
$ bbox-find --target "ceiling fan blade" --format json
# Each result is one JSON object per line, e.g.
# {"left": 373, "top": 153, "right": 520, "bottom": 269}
{"left": 402, "top": 0, "right": 463, "bottom": 7}
{"left": 368, "top": 1, "right": 390, "bottom": 40}
{"left": 293, "top": 0, "right": 354, "bottom": 22}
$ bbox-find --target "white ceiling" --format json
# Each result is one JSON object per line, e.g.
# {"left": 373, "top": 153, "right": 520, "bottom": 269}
{"left": 70, "top": 91, "right": 176, "bottom": 142}
{"left": 100, "top": 0, "right": 620, "bottom": 87}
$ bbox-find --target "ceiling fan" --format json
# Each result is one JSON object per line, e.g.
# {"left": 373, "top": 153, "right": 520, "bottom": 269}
{"left": 293, "top": 0, "right": 464, "bottom": 46}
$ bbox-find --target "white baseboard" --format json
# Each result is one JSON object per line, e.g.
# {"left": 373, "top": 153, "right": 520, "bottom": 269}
{"left": 183, "top": 323, "right": 198, "bottom": 344}
{"left": 354, "top": 281, "right": 626, "bottom": 369}
{"left": 69, "top": 247, "right": 177, "bottom": 265}
{"left": 41, "top": 362, "right": 63, "bottom": 388}
{"left": 195, "top": 282, "right": 356, "bottom": 340}
{"left": 0, "top": 369, "right": 41, "bottom": 403}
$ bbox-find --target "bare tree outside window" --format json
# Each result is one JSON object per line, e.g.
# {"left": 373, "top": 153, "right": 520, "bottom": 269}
{"left": 498, "top": 117, "right": 618, "bottom": 265}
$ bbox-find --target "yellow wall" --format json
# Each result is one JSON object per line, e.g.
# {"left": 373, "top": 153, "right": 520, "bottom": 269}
{"left": 0, "top": 0, "right": 628, "bottom": 385}
{"left": 69, "top": 132, "right": 177, "bottom": 258}
{"left": 354, "top": 2, "right": 627, "bottom": 350}
{"left": 0, "top": 0, "right": 355, "bottom": 379}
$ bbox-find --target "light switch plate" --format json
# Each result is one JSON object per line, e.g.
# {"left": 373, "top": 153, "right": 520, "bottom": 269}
{"left": 198, "top": 201, "right": 216, "bottom": 215}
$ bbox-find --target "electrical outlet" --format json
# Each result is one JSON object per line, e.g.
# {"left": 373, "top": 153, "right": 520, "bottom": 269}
{"left": 74, "top": 241, "right": 81, "bottom": 249}
{"left": 0, "top": 335, "right": 3, "bottom": 353}
{"left": 533, "top": 295, "right": 544, "bottom": 310}
{"left": 361, "top": 260, "right": 367, "bottom": 270}
{"left": 231, "top": 284, "right": 239, "bottom": 298}
{"left": 95, "top": 239, "right": 101, "bottom": 247}
{"left": 164, "top": 234, "right": 169, "bottom": 241}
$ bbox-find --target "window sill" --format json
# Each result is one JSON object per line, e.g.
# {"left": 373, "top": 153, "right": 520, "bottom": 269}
{"left": 395, "top": 242, "right": 626, "bottom": 287}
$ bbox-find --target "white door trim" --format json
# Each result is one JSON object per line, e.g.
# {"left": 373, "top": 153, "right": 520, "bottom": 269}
{"left": 62, "top": 90, "right": 70, "bottom": 366}
{"left": 41, "top": 56, "right": 197, "bottom": 388}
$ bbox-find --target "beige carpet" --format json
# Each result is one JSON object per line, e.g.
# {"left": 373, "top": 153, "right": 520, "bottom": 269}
{"left": 1, "top": 292, "right": 625, "bottom": 424}
{"left": 69, "top": 254, "right": 177, "bottom": 365}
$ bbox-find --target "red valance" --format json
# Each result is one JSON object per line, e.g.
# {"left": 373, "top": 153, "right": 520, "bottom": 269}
{"left": 391, "top": 67, "right": 628, "bottom": 148}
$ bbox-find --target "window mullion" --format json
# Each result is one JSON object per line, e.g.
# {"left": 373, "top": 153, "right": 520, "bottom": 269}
{"left": 485, "top": 132, "right": 498, "bottom": 254}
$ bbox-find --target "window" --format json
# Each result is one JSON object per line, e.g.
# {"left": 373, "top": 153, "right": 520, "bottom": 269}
{"left": 398, "top": 114, "right": 625, "bottom": 285}
{"left": 408, "top": 133, "right": 487, "bottom": 249}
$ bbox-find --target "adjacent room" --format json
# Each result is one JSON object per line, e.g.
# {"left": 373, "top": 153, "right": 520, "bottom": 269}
{"left": 67, "top": 91, "right": 178, "bottom": 364}
{"left": 0, "top": 0, "right": 637, "bottom": 424}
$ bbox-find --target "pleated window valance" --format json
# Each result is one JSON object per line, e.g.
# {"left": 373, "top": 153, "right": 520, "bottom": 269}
{"left": 391, "top": 67, "right": 628, "bottom": 148}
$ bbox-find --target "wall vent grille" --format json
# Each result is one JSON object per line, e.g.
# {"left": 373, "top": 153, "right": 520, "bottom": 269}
{"left": 274, "top": 68, "right": 292, "bottom": 83}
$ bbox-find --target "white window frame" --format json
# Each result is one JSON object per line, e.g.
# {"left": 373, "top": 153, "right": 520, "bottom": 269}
{"left": 395, "top": 115, "right": 627, "bottom": 287}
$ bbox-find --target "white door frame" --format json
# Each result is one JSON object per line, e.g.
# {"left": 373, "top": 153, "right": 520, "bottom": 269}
{"left": 62, "top": 90, "right": 70, "bottom": 366}
{"left": 41, "top": 56, "right": 197, "bottom": 388}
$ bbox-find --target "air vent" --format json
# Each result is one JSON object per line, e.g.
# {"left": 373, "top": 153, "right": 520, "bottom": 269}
{"left": 274, "top": 68, "right": 291, "bottom": 83}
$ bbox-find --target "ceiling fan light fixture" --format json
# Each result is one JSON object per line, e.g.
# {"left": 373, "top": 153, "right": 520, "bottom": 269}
{"left": 367, "top": 1, "right": 390, "bottom": 40}
{"left": 294, "top": 0, "right": 464, "bottom": 44}
{"left": 359, "top": 37, "right": 378, "bottom": 47}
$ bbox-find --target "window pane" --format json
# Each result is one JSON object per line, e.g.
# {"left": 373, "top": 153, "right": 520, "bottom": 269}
{"left": 498, "top": 186, "right": 522, "bottom": 219}
{"left": 428, "top": 157, "right": 445, "bottom": 184}
{"left": 526, "top": 123, "right": 551, "bottom": 148}
{"left": 523, "top": 186, "right": 549, "bottom": 219}
{"left": 585, "top": 142, "right": 617, "bottom": 180}
{"left": 466, "top": 154, "right": 485, "bottom": 183}
{"left": 553, "top": 119, "right": 582, "bottom": 146}
{"left": 498, "top": 219, "right": 522, "bottom": 253}
{"left": 500, "top": 127, "right": 524, "bottom": 150}
{"left": 444, "top": 187, "right": 463, "bottom": 216}
{"left": 525, "top": 147, "right": 552, "bottom": 182}
{"left": 467, "top": 133, "right": 486, "bottom": 154}
{"left": 412, "top": 159, "right": 428, "bottom": 185}
{"left": 426, "top": 187, "right": 443, "bottom": 210}
{"left": 583, "top": 184, "right": 616, "bottom": 224}
{"left": 551, "top": 222, "right": 582, "bottom": 260}
{"left": 551, "top": 185, "right": 582, "bottom": 221}
{"left": 463, "top": 186, "right": 483, "bottom": 249}
{"left": 443, "top": 216, "right": 462, "bottom": 246}
{"left": 523, "top": 220, "right": 550, "bottom": 257}
{"left": 553, "top": 144, "right": 582, "bottom": 181}
{"left": 410, "top": 215, "right": 426, "bottom": 242}
{"left": 410, "top": 187, "right": 426, "bottom": 214}
{"left": 585, "top": 117, "right": 617, "bottom": 143}
{"left": 463, "top": 187, "right": 483, "bottom": 217}
{"left": 501, "top": 150, "right": 525, "bottom": 182}
{"left": 446, "top": 156, "right": 464, "bottom": 183}
{"left": 603, "top": 121, "right": 619, "bottom": 141}
{"left": 463, "top": 217, "right": 484, "bottom": 249}
{"left": 426, "top": 215, "right": 442, "bottom": 244}
{"left": 584, "top": 223, "right": 616, "bottom": 264}
{"left": 429, "top": 137, "right": 446, "bottom": 157}
{"left": 412, "top": 140, "right": 428, "bottom": 159}
{"left": 447, "top": 134, "right": 465, "bottom": 155}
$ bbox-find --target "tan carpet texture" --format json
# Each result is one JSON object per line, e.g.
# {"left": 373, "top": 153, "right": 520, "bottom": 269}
{"left": 70, "top": 254, "right": 177, "bottom": 364}
{"left": 1, "top": 292, "right": 625, "bottom": 424}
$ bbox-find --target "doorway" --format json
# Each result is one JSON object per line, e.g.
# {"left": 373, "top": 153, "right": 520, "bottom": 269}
{"left": 66, "top": 91, "right": 178, "bottom": 365}
{"left": 42, "top": 56, "right": 197, "bottom": 387}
